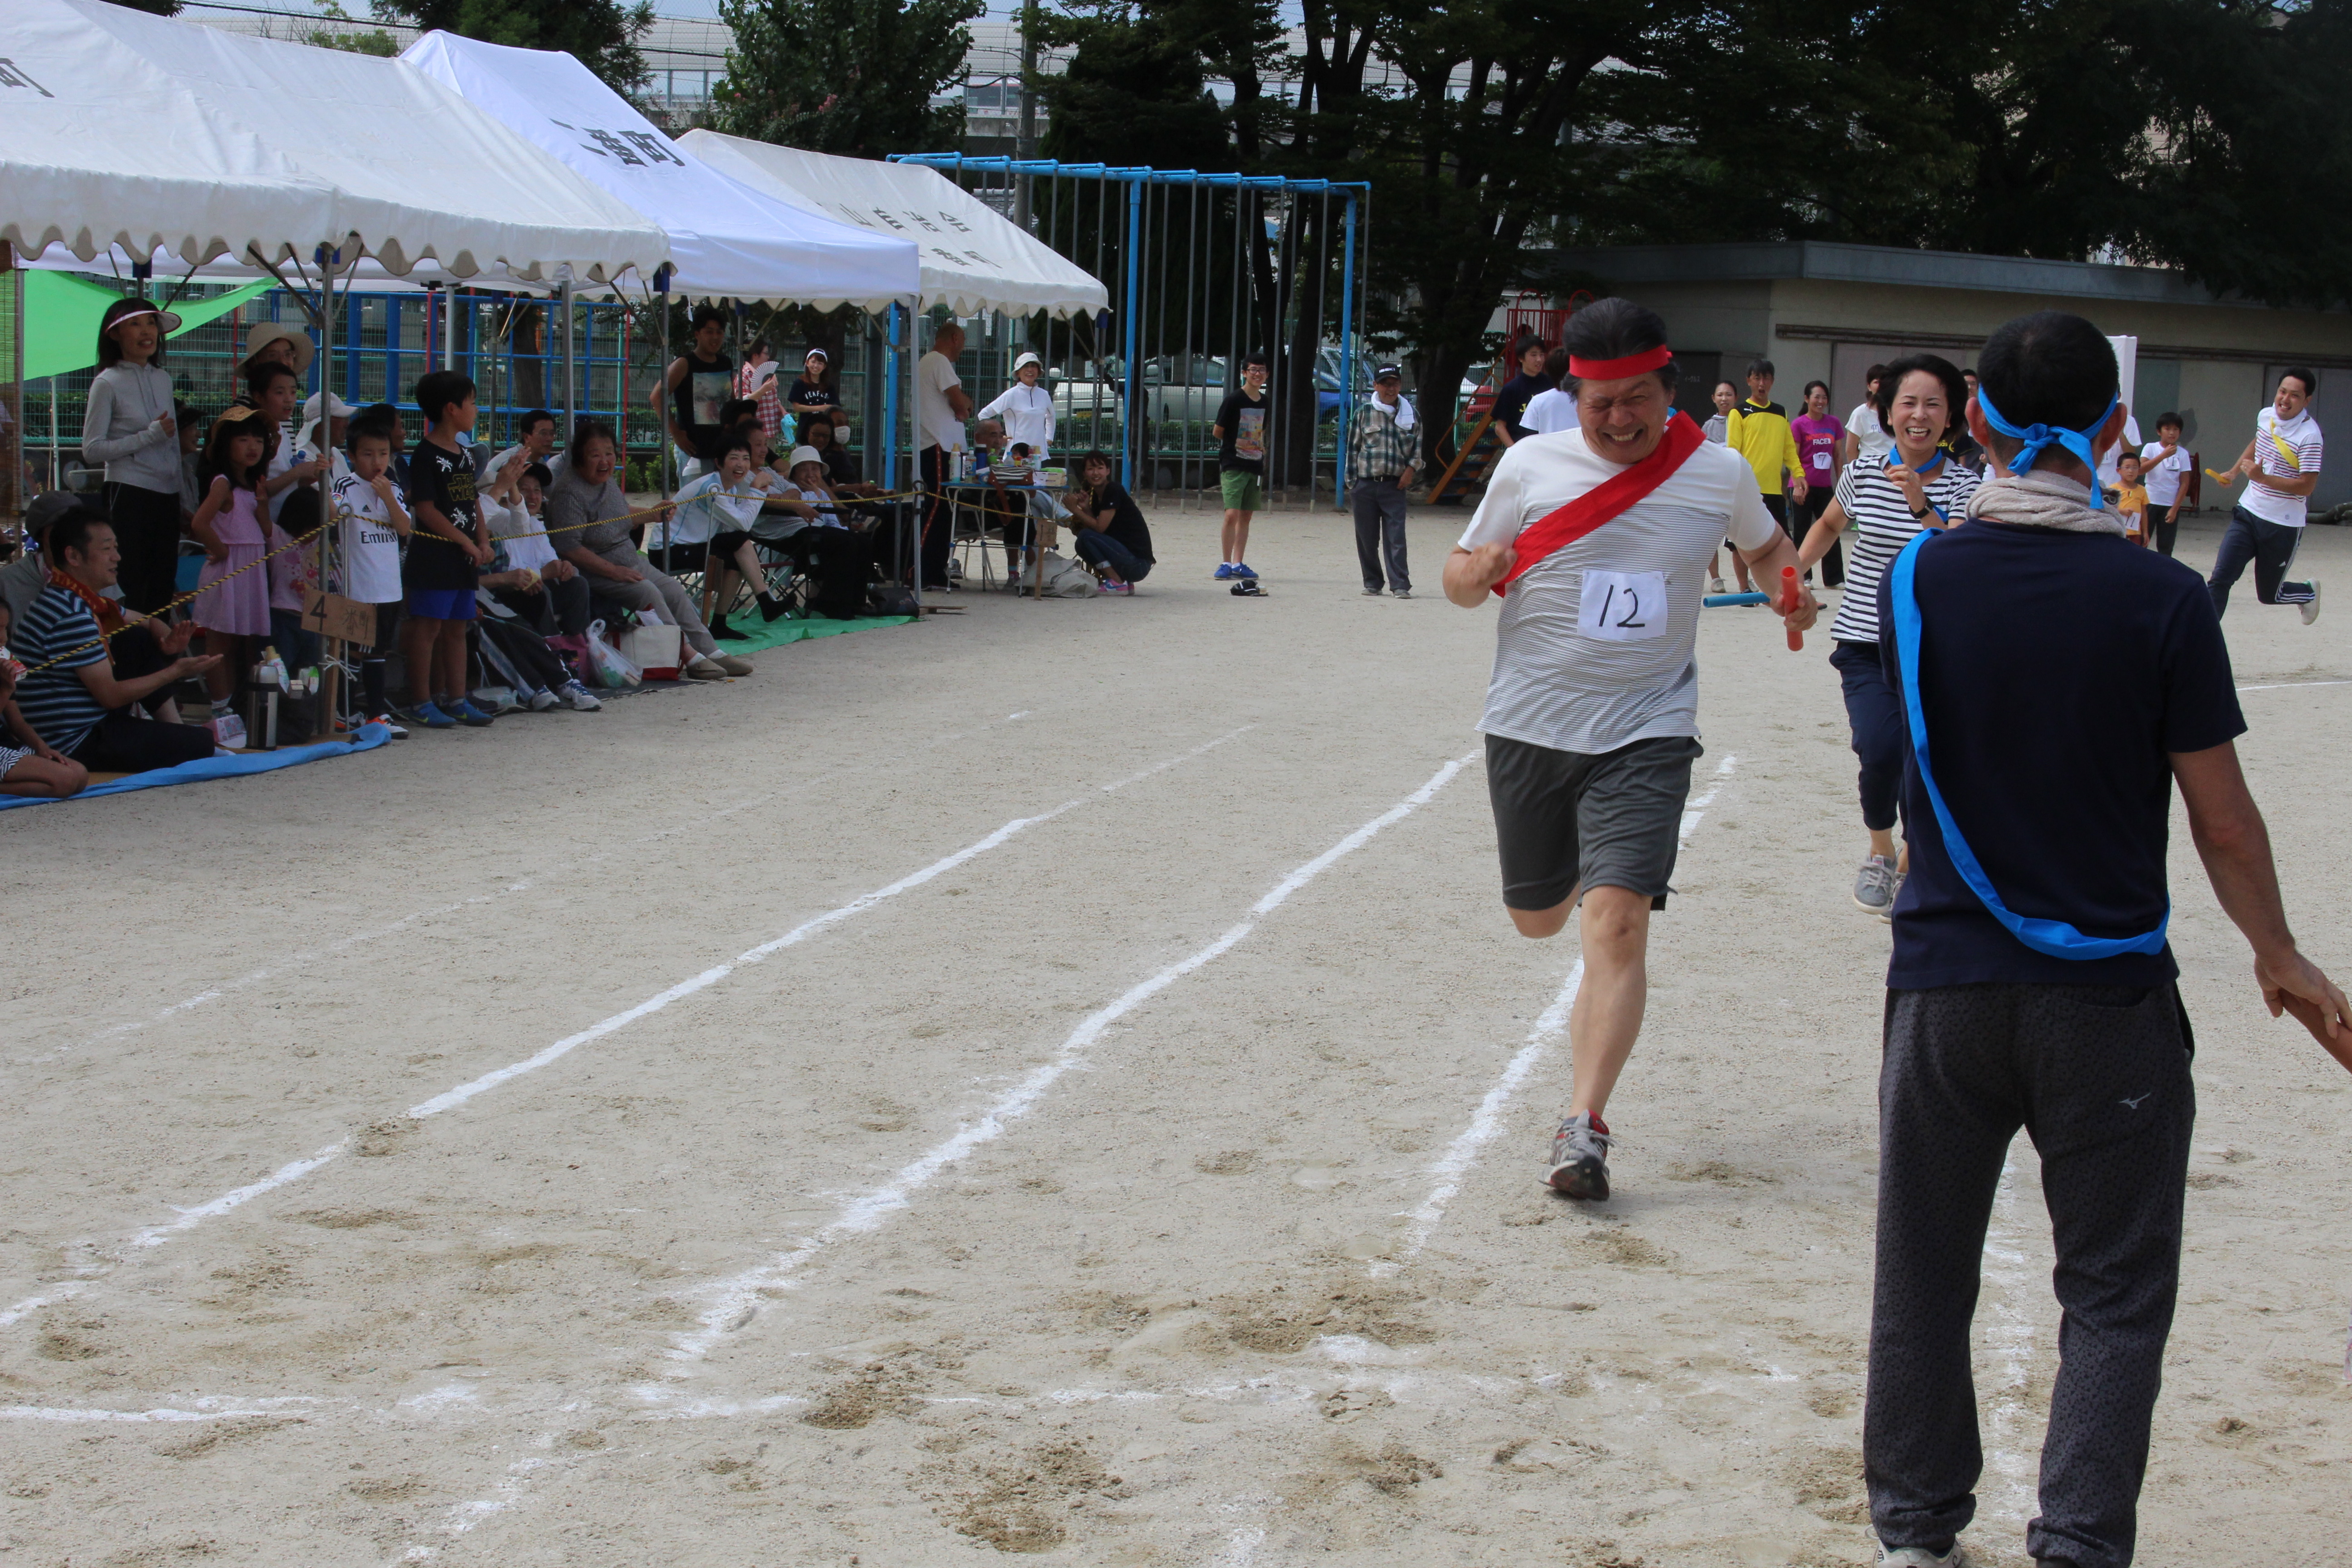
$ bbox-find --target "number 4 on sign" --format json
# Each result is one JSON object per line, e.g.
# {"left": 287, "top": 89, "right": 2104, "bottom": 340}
{"left": 1577, "top": 568, "right": 1670, "bottom": 642}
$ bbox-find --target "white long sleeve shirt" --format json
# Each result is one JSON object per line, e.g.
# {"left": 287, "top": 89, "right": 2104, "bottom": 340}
{"left": 976, "top": 381, "right": 1056, "bottom": 458}
{"left": 80, "top": 363, "right": 180, "bottom": 493}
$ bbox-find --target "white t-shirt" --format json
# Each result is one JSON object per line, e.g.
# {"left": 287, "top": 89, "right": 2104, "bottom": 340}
{"left": 1459, "top": 431, "right": 1778, "bottom": 755}
{"left": 2242, "top": 405, "right": 2323, "bottom": 528}
{"left": 672, "top": 470, "right": 772, "bottom": 545}
{"left": 1522, "top": 387, "right": 1578, "bottom": 436}
{"left": 918, "top": 350, "right": 966, "bottom": 453}
{"left": 481, "top": 491, "right": 559, "bottom": 575}
{"left": 2138, "top": 441, "right": 2193, "bottom": 508}
{"left": 977, "top": 381, "right": 1055, "bottom": 456}
{"left": 265, "top": 421, "right": 301, "bottom": 524}
{"left": 333, "top": 473, "right": 404, "bottom": 605}
{"left": 1847, "top": 401, "right": 1893, "bottom": 462}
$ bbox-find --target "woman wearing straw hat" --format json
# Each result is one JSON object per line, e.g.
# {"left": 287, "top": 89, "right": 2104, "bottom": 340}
{"left": 80, "top": 298, "right": 185, "bottom": 616}
{"left": 978, "top": 352, "right": 1056, "bottom": 461}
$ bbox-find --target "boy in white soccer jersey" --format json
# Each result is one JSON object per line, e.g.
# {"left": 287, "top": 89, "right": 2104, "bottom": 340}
{"left": 333, "top": 414, "right": 412, "bottom": 735}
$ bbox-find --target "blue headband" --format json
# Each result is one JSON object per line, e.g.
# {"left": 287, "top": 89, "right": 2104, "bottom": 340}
{"left": 1974, "top": 384, "right": 2118, "bottom": 509}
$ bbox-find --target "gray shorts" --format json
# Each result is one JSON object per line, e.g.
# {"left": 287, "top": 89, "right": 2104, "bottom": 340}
{"left": 1485, "top": 732, "right": 1700, "bottom": 911}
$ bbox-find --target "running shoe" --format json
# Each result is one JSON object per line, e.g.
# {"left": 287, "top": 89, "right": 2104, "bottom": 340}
{"left": 1232, "top": 562, "right": 1259, "bottom": 579}
{"left": 1710, "top": 576, "right": 1727, "bottom": 594}
{"left": 1362, "top": 586, "right": 1383, "bottom": 596}
{"left": 1546, "top": 1111, "right": 1612, "bottom": 1199}
{"left": 1854, "top": 853, "right": 1900, "bottom": 918}
{"left": 1214, "top": 562, "right": 1237, "bottom": 580}
{"left": 403, "top": 701, "right": 457, "bottom": 731}
{"left": 526, "top": 687, "right": 561, "bottom": 712}
{"left": 449, "top": 697, "right": 497, "bottom": 727}
{"left": 2302, "top": 579, "right": 2322, "bottom": 625}
{"left": 1102, "top": 580, "right": 1133, "bottom": 595}
{"left": 1392, "top": 588, "right": 1412, "bottom": 599}
{"left": 364, "top": 713, "right": 410, "bottom": 740}
{"left": 559, "top": 680, "right": 603, "bottom": 712}
{"left": 1875, "top": 1547, "right": 1956, "bottom": 1567}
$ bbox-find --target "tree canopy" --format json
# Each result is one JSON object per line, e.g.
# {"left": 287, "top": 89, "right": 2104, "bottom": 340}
{"left": 369, "top": 0, "right": 656, "bottom": 93}
{"left": 710, "top": 0, "right": 982, "bottom": 159}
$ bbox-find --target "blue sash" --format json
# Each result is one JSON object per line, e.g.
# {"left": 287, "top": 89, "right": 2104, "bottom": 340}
{"left": 1889, "top": 531, "right": 2169, "bottom": 959}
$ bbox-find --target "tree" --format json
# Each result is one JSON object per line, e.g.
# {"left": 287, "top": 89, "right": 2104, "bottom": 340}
{"left": 711, "top": 0, "right": 981, "bottom": 159}
{"left": 369, "top": 0, "right": 656, "bottom": 93}
{"left": 98, "top": 0, "right": 181, "bottom": 13}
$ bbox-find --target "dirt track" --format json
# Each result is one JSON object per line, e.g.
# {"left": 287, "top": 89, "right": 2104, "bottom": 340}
{"left": 3, "top": 504, "right": 2347, "bottom": 1567}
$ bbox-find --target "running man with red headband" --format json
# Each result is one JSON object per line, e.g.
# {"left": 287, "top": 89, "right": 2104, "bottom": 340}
{"left": 1444, "top": 298, "right": 1820, "bottom": 1200}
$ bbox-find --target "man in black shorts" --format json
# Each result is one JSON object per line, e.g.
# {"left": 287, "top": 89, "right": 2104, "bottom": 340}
{"left": 1444, "top": 298, "right": 1818, "bottom": 1200}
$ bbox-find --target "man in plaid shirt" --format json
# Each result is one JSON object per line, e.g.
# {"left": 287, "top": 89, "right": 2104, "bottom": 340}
{"left": 1350, "top": 363, "right": 1421, "bottom": 597}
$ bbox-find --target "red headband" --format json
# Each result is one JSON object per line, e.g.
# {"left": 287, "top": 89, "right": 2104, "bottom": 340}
{"left": 1567, "top": 344, "right": 1673, "bottom": 380}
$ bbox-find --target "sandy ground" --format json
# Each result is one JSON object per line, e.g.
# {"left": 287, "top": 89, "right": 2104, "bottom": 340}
{"left": 2, "top": 502, "right": 2347, "bottom": 1568}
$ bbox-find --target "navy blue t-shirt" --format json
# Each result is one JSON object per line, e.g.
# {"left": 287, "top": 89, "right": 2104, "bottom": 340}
{"left": 1879, "top": 520, "right": 2244, "bottom": 990}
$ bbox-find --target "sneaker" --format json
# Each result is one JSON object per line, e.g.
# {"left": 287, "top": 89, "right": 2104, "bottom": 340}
{"left": 365, "top": 713, "right": 410, "bottom": 740}
{"left": 404, "top": 700, "right": 457, "bottom": 730}
{"left": 1392, "top": 588, "right": 1412, "bottom": 599}
{"left": 946, "top": 558, "right": 965, "bottom": 581}
{"left": 210, "top": 712, "right": 249, "bottom": 749}
{"left": 1362, "top": 586, "right": 1383, "bottom": 596}
{"left": 1214, "top": 562, "right": 1237, "bottom": 580}
{"left": 559, "top": 680, "right": 603, "bottom": 712}
{"left": 2301, "top": 579, "right": 2322, "bottom": 625}
{"left": 1854, "top": 853, "right": 1901, "bottom": 917}
{"left": 449, "top": 697, "right": 496, "bottom": 727}
{"left": 1546, "top": 1111, "right": 1613, "bottom": 1200}
{"left": 1231, "top": 562, "right": 1259, "bottom": 579}
{"left": 1710, "top": 576, "right": 1727, "bottom": 593}
{"left": 1102, "top": 580, "right": 1133, "bottom": 595}
{"left": 526, "top": 687, "right": 561, "bottom": 712}
{"left": 1874, "top": 1546, "right": 1956, "bottom": 1567}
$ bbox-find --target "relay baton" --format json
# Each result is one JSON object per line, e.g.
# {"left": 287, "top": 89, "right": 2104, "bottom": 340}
{"left": 1780, "top": 566, "right": 1803, "bottom": 651}
{"left": 1702, "top": 591, "right": 1769, "bottom": 607}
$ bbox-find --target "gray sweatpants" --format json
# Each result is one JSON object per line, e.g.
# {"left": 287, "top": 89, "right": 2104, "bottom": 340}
{"left": 1867, "top": 983, "right": 2195, "bottom": 1567}
{"left": 585, "top": 556, "right": 718, "bottom": 658}
{"left": 1352, "top": 475, "right": 1410, "bottom": 592}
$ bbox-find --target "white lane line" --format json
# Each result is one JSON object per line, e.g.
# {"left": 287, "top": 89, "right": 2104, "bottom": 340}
{"left": 1371, "top": 752, "right": 1738, "bottom": 1279}
{"left": 1374, "top": 962, "right": 1582, "bottom": 1279}
{"left": 1, "top": 728, "right": 1254, "bottom": 1337}
{"left": 0, "top": 1398, "right": 318, "bottom": 1424}
{"left": 15, "top": 707, "right": 1083, "bottom": 1069}
{"left": 2237, "top": 678, "right": 2351, "bottom": 692}
{"left": 662, "top": 752, "right": 1475, "bottom": 1370}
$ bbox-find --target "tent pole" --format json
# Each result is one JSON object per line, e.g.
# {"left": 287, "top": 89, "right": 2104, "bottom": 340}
{"left": 317, "top": 240, "right": 341, "bottom": 725}
{"left": 561, "top": 272, "right": 578, "bottom": 465}
{"left": 1120, "top": 177, "right": 1141, "bottom": 491}
{"left": 1338, "top": 194, "right": 1357, "bottom": 512}
{"left": 441, "top": 280, "right": 456, "bottom": 372}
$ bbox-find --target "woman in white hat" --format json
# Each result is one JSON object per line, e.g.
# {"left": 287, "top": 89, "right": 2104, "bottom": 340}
{"left": 80, "top": 298, "right": 185, "bottom": 615}
{"left": 978, "top": 351, "right": 1056, "bottom": 461}
{"left": 236, "top": 321, "right": 315, "bottom": 380}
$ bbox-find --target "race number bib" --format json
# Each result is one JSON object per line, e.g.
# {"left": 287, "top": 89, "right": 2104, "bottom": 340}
{"left": 1578, "top": 568, "right": 1670, "bottom": 642}
{"left": 1811, "top": 451, "right": 1832, "bottom": 470}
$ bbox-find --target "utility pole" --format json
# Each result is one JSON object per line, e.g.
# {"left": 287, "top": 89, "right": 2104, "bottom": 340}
{"left": 1014, "top": 1, "right": 1038, "bottom": 231}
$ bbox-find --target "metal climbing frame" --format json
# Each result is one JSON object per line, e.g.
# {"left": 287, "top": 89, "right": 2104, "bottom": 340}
{"left": 892, "top": 155, "right": 1369, "bottom": 508}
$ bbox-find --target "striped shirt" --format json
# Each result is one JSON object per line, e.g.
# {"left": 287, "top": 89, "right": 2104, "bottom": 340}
{"left": 12, "top": 585, "right": 113, "bottom": 756}
{"left": 1828, "top": 454, "right": 1982, "bottom": 645}
{"left": 2242, "top": 406, "right": 2322, "bottom": 528}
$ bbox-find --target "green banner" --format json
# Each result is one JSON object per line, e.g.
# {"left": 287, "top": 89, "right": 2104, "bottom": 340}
{"left": 25, "top": 273, "right": 278, "bottom": 383}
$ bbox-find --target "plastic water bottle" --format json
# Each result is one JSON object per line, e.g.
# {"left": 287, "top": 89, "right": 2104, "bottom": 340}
{"left": 258, "top": 646, "right": 288, "bottom": 690}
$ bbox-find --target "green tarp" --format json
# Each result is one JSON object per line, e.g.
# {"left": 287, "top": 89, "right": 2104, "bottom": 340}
{"left": 25, "top": 273, "right": 277, "bottom": 383}
{"left": 715, "top": 613, "right": 917, "bottom": 656}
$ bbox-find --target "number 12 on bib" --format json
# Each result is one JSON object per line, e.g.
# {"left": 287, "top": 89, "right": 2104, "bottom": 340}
{"left": 1577, "top": 569, "right": 1671, "bottom": 642}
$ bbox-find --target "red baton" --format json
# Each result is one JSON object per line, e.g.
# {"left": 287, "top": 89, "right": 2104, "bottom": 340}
{"left": 1780, "top": 566, "right": 1803, "bottom": 652}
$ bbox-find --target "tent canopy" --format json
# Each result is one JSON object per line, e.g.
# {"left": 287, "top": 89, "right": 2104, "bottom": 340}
{"left": 401, "top": 32, "right": 920, "bottom": 309}
{"left": 678, "top": 132, "right": 1110, "bottom": 320}
{"left": 2, "top": 0, "right": 669, "bottom": 283}
{"left": 23, "top": 273, "right": 274, "bottom": 382}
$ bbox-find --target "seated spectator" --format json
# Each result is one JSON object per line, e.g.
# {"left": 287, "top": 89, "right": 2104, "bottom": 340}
{"left": 0, "top": 597, "right": 91, "bottom": 798}
{"left": 546, "top": 420, "right": 751, "bottom": 681}
{"left": 755, "top": 446, "right": 878, "bottom": 620}
{"left": 484, "top": 408, "right": 559, "bottom": 488}
{"left": 2, "top": 493, "right": 78, "bottom": 630}
{"left": 1064, "top": 450, "right": 1156, "bottom": 595}
{"left": 674, "top": 434, "right": 798, "bottom": 633}
{"left": 480, "top": 456, "right": 593, "bottom": 642}
{"left": 11, "top": 508, "right": 220, "bottom": 774}
{"left": 797, "top": 417, "right": 916, "bottom": 583}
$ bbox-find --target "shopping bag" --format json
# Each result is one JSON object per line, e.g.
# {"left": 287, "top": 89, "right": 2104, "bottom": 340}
{"left": 582, "top": 619, "right": 642, "bottom": 690}
{"left": 617, "top": 621, "right": 683, "bottom": 681}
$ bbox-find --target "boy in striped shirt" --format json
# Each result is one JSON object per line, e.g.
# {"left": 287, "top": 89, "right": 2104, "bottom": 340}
{"left": 2207, "top": 369, "right": 2322, "bottom": 623}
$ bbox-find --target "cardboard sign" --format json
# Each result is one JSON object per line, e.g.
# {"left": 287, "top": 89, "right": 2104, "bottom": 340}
{"left": 301, "top": 588, "right": 377, "bottom": 646}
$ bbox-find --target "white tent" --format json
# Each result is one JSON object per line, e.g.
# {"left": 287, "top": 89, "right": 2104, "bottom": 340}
{"left": 679, "top": 132, "right": 1110, "bottom": 319}
{"left": 2, "top": 0, "right": 667, "bottom": 283}
{"left": 401, "top": 32, "right": 920, "bottom": 308}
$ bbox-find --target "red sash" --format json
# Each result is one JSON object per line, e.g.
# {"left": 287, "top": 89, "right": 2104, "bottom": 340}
{"left": 1493, "top": 411, "right": 1708, "bottom": 596}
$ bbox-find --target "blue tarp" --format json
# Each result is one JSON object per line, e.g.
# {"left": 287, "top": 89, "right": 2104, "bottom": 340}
{"left": 0, "top": 723, "right": 391, "bottom": 811}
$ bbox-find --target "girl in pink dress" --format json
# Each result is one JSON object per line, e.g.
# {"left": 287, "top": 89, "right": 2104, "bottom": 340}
{"left": 188, "top": 405, "right": 274, "bottom": 716}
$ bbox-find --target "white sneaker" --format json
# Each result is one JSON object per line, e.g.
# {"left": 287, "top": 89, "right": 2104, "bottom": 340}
{"left": 559, "top": 680, "right": 603, "bottom": 712}
{"left": 1875, "top": 1547, "right": 1956, "bottom": 1567}
{"left": 526, "top": 687, "right": 561, "bottom": 712}
{"left": 2300, "top": 579, "right": 2321, "bottom": 625}
{"left": 211, "top": 712, "right": 248, "bottom": 749}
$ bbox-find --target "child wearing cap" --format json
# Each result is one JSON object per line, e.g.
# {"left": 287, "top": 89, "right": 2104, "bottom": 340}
{"left": 978, "top": 353, "right": 1057, "bottom": 461}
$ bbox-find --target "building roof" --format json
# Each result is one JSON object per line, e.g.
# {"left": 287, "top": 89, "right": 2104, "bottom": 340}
{"left": 1543, "top": 240, "right": 2260, "bottom": 311}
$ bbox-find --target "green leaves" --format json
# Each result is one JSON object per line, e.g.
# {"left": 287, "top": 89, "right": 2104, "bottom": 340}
{"left": 710, "top": 0, "right": 983, "bottom": 160}
{"left": 369, "top": 0, "right": 658, "bottom": 93}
